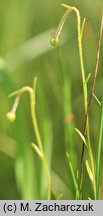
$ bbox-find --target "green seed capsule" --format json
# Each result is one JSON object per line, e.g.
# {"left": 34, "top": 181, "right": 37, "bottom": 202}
{"left": 50, "top": 37, "right": 59, "bottom": 47}
{"left": 6, "top": 112, "right": 16, "bottom": 122}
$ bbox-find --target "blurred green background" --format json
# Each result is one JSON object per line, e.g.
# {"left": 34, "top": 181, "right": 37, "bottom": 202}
{"left": 0, "top": 0, "right": 103, "bottom": 199}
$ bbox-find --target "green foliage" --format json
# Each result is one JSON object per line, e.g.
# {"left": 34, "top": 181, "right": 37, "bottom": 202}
{"left": 0, "top": 0, "right": 103, "bottom": 200}
{"left": 96, "top": 99, "right": 103, "bottom": 199}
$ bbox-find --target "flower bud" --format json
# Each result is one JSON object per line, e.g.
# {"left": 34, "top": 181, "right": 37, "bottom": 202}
{"left": 6, "top": 112, "right": 16, "bottom": 122}
{"left": 50, "top": 37, "right": 59, "bottom": 47}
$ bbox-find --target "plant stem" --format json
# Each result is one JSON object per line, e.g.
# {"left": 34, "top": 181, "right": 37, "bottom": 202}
{"left": 68, "top": 7, "right": 88, "bottom": 199}
{"left": 51, "top": 4, "right": 88, "bottom": 199}
{"left": 75, "top": 8, "right": 87, "bottom": 111}
{"left": 30, "top": 88, "right": 51, "bottom": 200}
{"left": 96, "top": 99, "right": 103, "bottom": 199}
{"left": 9, "top": 83, "right": 51, "bottom": 200}
{"left": 51, "top": 4, "right": 103, "bottom": 199}
{"left": 80, "top": 13, "right": 103, "bottom": 199}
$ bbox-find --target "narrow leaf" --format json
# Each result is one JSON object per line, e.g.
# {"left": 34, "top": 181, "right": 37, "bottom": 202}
{"left": 88, "top": 197, "right": 92, "bottom": 200}
{"left": 32, "top": 143, "right": 43, "bottom": 158}
{"left": 75, "top": 128, "right": 87, "bottom": 146}
{"left": 96, "top": 98, "right": 103, "bottom": 199}
{"left": 81, "top": 18, "right": 86, "bottom": 40}
{"left": 33, "top": 77, "right": 37, "bottom": 93}
{"left": 61, "top": 4, "right": 71, "bottom": 10}
{"left": 5, "top": 28, "right": 68, "bottom": 72}
{"left": 93, "top": 93, "right": 101, "bottom": 107}
{"left": 85, "top": 160, "right": 93, "bottom": 182}
{"left": 84, "top": 73, "right": 91, "bottom": 85}
{"left": 56, "top": 193, "right": 63, "bottom": 200}
{"left": 66, "top": 153, "right": 79, "bottom": 198}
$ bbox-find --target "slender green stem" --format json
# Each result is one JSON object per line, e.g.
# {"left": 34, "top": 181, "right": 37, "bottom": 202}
{"left": 8, "top": 81, "right": 51, "bottom": 200}
{"left": 51, "top": 4, "right": 89, "bottom": 199}
{"left": 77, "top": 13, "right": 87, "bottom": 111}
{"left": 50, "top": 8, "right": 72, "bottom": 46}
{"left": 68, "top": 6, "right": 96, "bottom": 200}
{"left": 81, "top": 13, "right": 103, "bottom": 199}
{"left": 96, "top": 99, "right": 103, "bottom": 199}
{"left": 89, "top": 147, "right": 96, "bottom": 199}
{"left": 51, "top": 4, "right": 100, "bottom": 199}
{"left": 29, "top": 89, "right": 51, "bottom": 200}
{"left": 51, "top": 4, "right": 87, "bottom": 110}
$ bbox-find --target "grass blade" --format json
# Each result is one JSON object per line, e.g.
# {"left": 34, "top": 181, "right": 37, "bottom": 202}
{"left": 66, "top": 153, "right": 79, "bottom": 199}
{"left": 5, "top": 29, "right": 68, "bottom": 72}
{"left": 96, "top": 98, "right": 103, "bottom": 199}
{"left": 85, "top": 160, "right": 93, "bottom": 182}
{"left": 32, "top": 143, "right": 43, "bottom": 158}
{"left": 75, "top": 128, "right": 87, "bottom": 146}
{"left": 93, "top": 93, "right": 101, "bottom": 107}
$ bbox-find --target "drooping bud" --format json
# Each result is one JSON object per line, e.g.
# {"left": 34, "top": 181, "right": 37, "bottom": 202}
{"left": 6, "top": 96, "right": 20, "bottom": 123}
{"left": 50, "top": 6, "right": 72, "bottom": 48}
{"left": 6, "top": 112, "right": 16, "bottom": 122}
{"left": 50, "top": 37, "right": 59, "bottom": 47}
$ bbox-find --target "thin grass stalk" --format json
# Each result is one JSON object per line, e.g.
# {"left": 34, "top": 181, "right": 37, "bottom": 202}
{"left": 96, "top": 99, "right": 103, "bottom": 199}
{"left": 80, "top": 13, "right": 103, "bottom": 199}
{"left": 7, "top": 80, "right": 51, "bottom": 200}
{"left": 51, "top": 4, "right": 89, "bottom": 199}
